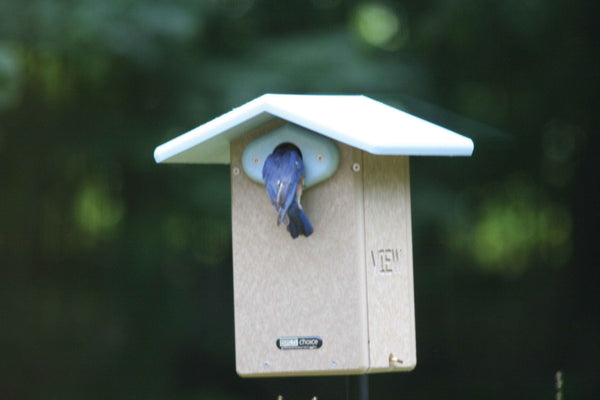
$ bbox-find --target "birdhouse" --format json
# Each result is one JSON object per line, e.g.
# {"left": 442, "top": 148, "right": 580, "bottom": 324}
{"left": 154, "top": 94, "right": 474, "bottom": 377}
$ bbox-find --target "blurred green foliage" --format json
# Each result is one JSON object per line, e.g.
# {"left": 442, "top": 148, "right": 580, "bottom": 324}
{"left": 0, "top": 0, "right": 598, "bottom": 399}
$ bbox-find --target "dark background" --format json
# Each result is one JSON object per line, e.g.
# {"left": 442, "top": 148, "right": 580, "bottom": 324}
{"left": 1, "top": 1, "right": 598, "bottom": 399}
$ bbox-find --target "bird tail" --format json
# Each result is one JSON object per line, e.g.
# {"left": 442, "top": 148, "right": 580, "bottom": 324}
{"left": 286, "top": 201, "right": 313, "bottom": 239}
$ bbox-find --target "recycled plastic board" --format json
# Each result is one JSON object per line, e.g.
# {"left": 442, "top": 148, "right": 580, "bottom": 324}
{"left": 230, "top": 121, "right": 416, "bottom": 376}
{"left": 363, "top": 154, "right": 416, "bottom": 371}
{"left": 154, "top": 94, "right": 474, "bottom": 164}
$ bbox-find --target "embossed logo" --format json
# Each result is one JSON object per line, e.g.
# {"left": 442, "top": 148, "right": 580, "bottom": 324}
{"left": 371, "top": 248, "right": 402, "bottom": 274}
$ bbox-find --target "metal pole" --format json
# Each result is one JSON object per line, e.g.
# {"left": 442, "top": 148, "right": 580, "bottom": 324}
{"left": 346, "top": 375, "right": 369, "bottom": 400}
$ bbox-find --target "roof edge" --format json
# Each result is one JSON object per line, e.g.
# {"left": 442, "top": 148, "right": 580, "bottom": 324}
{"left": 154, "top": 94, "right": 475, "bottom": 164}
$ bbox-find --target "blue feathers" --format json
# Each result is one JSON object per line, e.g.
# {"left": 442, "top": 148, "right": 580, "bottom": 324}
{"left": 286, "top": 200, "right": 314, "bottom": 239}
{"left": 262, "top": 143, "right": 313, "bottom": 239}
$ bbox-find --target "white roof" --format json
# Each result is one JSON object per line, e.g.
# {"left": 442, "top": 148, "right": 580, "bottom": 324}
{"left": 154, "top": 94, "right": 474, "bottom": 164}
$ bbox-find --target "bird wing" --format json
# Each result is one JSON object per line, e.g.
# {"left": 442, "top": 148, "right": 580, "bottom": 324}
{"left": 263, "top": 149, "right": 304, "bottom": 225}
{"left": 263, "top": 156, "right": 282, "bottom": 208}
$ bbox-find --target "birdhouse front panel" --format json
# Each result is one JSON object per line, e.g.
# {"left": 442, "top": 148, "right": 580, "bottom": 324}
{"left": 230, "top": 121, "right": 416, "bottom": 376}
{"left": 231, "top": 123, "right": 369, "bottom": 376}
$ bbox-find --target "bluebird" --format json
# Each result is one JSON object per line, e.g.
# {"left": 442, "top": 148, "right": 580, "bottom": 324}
{"left": 262, "top": 143, "right": 313, "bottom": 239}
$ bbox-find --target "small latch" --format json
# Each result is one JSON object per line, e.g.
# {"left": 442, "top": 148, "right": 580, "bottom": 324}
{"left": 389, "top": 353, "right": 403, "bottom": 368}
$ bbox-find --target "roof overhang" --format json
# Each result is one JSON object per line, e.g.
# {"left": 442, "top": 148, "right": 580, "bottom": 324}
{"left": 154, "top": 94, "right": 474, "bottom": 164}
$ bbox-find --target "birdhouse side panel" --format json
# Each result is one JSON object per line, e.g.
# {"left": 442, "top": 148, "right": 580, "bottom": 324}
{"left": 362, "top": 154, "right": 417, "bottom": 372}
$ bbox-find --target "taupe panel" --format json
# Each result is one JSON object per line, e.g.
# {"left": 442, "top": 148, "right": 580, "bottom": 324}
{"left": 230, "top": 124, "right": 369, "bottom": 377}
{"left": 363, "top": 155, "right": 416, "bottom": 372}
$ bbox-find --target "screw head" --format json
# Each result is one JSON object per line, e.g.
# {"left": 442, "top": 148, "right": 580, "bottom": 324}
{"left": 352, "top": 163, "right": 360, "bottom": 172}
{"left": 232, "top": 167, "right": 240, "bottom": 175}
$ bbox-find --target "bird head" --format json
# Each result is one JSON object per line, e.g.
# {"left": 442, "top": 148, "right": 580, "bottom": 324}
{"left": 272, "top": 142, "right": 302, "bottom": 159}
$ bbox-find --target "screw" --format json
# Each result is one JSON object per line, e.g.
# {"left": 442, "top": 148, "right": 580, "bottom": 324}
{"left": 253, "top": 156, "right": 260, "bottom": 165}
{"left": 233, "top": 167, "right": 240, "bottom": 175}
{"left": 316, "top": 154, "right": 324, "bottom": 162}
{"left": 352, "top": 163, "right": 360, "bottom": 172}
